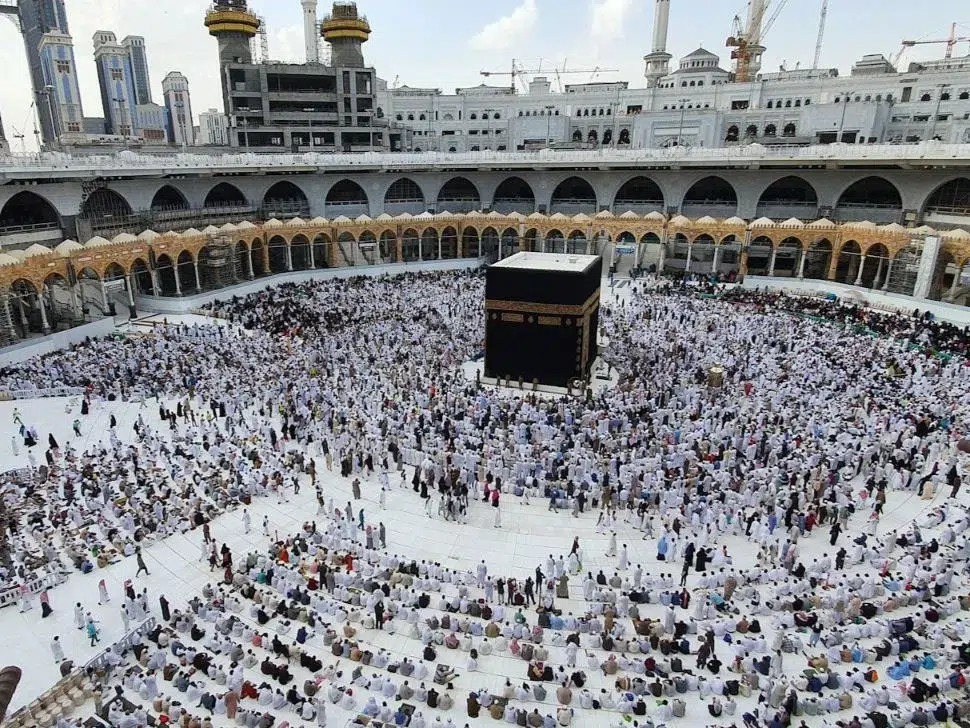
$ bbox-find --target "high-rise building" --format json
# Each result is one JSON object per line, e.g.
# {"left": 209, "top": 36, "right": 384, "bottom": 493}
{"left": 197, "top": 108, "right": 229, "bottom": 146}
{"left": 162, "top": 71, "right": 195, "bottom": 147}
{"left": 206, "top": 1, "right": 399, "bottom": 151}
{"left": 93, "top": 30, "right": 139, "bottom": 138}
{"left": 38, "top": 30, "right": 85, "bottom": 139}
{"left": 18, "top": 0, "right": 70, "bottom": 142}
{"left": 122, "top": 35, "right": 153, "bottom": 104}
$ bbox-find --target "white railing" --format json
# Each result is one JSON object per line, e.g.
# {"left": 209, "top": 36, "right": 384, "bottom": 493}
{"left": 2, "top": 141, "right": 970, "bottom": 175}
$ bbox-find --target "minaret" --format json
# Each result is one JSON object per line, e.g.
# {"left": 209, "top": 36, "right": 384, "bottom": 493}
{"left": 204, "top": 0, "right": 260, "bottom": 66}
{"left": 643, "top": 0, "right": 672, "bottom": 87}
{"left": 302, "top": 0, "right": 319, "bottom": 63}
{"left": 321, "top": 2, "right": 370, "bottom": 68}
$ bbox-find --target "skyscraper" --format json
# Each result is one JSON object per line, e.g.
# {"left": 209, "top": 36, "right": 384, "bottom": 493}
{"left": 19, "top": 0, "right": 72, "bottom": 142}
{"left": 122, "top": 35, "right": 152, "bottom": 105}
{"left": 93, "top": 30, "right": 139, "bottom": 138}
{"left": 38, "top": 30, "right": 84, "bottom": 140}
{"left": 162, "top": 71, "right": 195, "bottom": 147}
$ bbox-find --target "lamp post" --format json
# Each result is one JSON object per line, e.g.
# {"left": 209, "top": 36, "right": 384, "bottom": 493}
{"left": 929, "top": 83, "right": 950, "bottom": 141}
{"left": 677, "top": 98, "right": 689, "bottom": 146}
{"left": 545, "top": 104, "right": 555, "bottom": 147}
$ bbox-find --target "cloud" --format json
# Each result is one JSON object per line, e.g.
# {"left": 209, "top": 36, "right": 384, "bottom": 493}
{"left": 469, "top": 0, "right": 538, "bottom": 52}
{"left": 590, "top": 0, "right": 633, "bottom": 43}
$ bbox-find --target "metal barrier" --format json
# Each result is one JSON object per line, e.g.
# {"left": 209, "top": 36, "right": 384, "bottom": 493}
{"left": 0, "top": 572, "right": 65, "bottom": 610}
{"left": 0, "top": 387, "right": 85, "bottom": 400}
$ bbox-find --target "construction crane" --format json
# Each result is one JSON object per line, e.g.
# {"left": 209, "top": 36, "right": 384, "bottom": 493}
{"left": 726, "top": 0, "right": 789, "bottom": 82}
{"left": 893, "top": 23, "right": 970, "bottom": 68}
{"left": 812, "top": 0, "right": 828, "bottom": 69}
{"left": 481, "top": 59, "right": 618, "bottom": 94}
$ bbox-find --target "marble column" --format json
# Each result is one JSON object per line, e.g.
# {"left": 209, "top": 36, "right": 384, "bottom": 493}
{"left": 881, "top": 259, "right": 894, "bottom": 291}
{"left": 286, "top": 244, "right": 293, "bottom": 271}
{"left": 767, "top": 248, "right": 777, "bottom": 277}
{"left": 873, "top": 256, "right": 884, "bottom": 289}
{"left": 797, "top": 250, "right": 807, "bottom": 279}
{"left": 684, "top": 242, "right": 693, "bottom": 273}
{"left": 854, "top": 255, "right": 867, "bottom": 286}
{"left": 193, "top": 261, "right": 201, "bottom": 292}
{"left": 38, "top": 296, "right": 50, "bottom": 333}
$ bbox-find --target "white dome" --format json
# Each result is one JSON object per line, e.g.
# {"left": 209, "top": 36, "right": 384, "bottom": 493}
{"left": 807, "top": 218, "right": 836, "bottom": 228}
{"left": 84, "top": 236, "right": 113, "bottom": 249}
{"left": 111, "top": 233, "right": 137, "bottom": 243}
{"left": 0, "top": 253, "right": 20, "bottom": 266}
{"left": 24, "top": 243, "right": 52, "bottom": 258}
{"left": 236, "top": 221, "right": 257, "bottom": 230}
{"left": 669, "top": 215, "right": 691, "bottom": 226}
{"left": 750, "top": 217, "right": 775, "bottom": 228}
{"left": 644, "top": 211, "right": 667, "bottom": 222}
{"left": 264, "top": 218, "right": 284, "bottom": 228}
{"left": 181, "top": 228, "right": 202, "bottom": 237}
{"left": 723, "top": 216, "right": 746, "bottom": 226}
{"left": 54, "top": 240, "right": 84, "bottom": 257}
{"left": 138, "top": 229, "right": 159, "bottom": 240}
{"left": 779, "top": 218, "right": 804, "bottom": 228}
{"left": 695, "top": 216, "right": 718, "bottom": 226}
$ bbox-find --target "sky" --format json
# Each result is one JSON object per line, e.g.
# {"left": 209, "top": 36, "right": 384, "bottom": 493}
{"left": 0, "top": 0, "right": 967, "bottom": 150}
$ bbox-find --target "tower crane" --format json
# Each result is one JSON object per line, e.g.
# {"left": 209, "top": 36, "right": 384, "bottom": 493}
{"left": 481, "top": 60, "right": 618, "bottom": 93}
{"left": 726, "top": 0, "right": 789, "bottom": 82}
{"left": 893, "top": 23, "right": 970, "bottom": 69}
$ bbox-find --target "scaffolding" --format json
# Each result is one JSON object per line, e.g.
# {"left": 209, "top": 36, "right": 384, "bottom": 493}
{"left": 198, "top": 235, "right": 238, "bottom": 289}
{"left": 883, "top": 244, "right": 923, "bottom": 297}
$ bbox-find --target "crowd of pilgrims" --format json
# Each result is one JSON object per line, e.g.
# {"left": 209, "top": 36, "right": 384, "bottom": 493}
{"left": 1, "top": 269, "right": 970, "bottom": 728}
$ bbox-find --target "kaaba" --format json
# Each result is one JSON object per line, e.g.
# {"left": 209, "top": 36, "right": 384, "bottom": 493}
{"left": 484, "top": 252, "right": 603, "bottom": 388}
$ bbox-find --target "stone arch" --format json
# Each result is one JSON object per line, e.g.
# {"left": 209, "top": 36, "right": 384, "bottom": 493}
{"left": 500, "top": 227, "right": 519, "bottom": 258}
{"left": 437, "top": 177, "right": 481, "bottom": 213}
{"left": 523, "top": 228, "right": 538, "bottom": 252}
{"left": 379, "top": 230, "right": 397, "bottom": 263}
{"left": 0, "top": 190, "right": 61, "bottom": 231}
{"left": 481, "top": 227, "right": 499, "bottom": 259}
{"left": 756, "top": 176, "right": 819, "bottom": 216}
{"left": 155, "top": 253, "right": 177, "bottom": 295}
{"left": 681, "top": 176, "right": 738, "bottom": 214}
{"left": 312, "top": 233, "right": 331, "bottom": 269}
{"left": 550, "top": 176, "right": 597, "bottom": 214}
{"left": 545, "top": 229, "right": 565, "bottom": 254}
{"left": 835, "top": 240, "right": 863, "bottom": 283}
{"left": 150, "top": 185, "right": 189, "bottom": 212}
{"left": 233, "top": 240, "right": 250, "bottom": 279}
{"left": 357, "top": 231, "right": 378, "bottom": 265}
{"left": 461, "top": 227, "right": 479, "bottom": 258}
{"left": 291, "top": 234, "right": 311, "bottom": 270}
{"left": 250, "top": 240, "right": 266, "bottom": 276}
{"left": 747, "top": 235, "right": 774, "bottom": 275}
{"left": 263, "top": 181, "right": 309, "bottom": 217}
{"left": 859, "top": 242, "right": 890, "bottom": 288}
{"left": 384, "top": 177, "right": 426, "bottom": 215}
{"left": 567, "top": 229, "right": 588, "bottom": 254}
{"left": 76, "top": 266, "right": 103, "bottom": 315}
{"left": 774, "top": 237, "right": 804, "bottom": 276}
{"left": 326, "top": 179, "right": 369, "bottom": 217}
{"left": 9, "top": 278, "right": 41, "bottom": 337}
{"left": 81, "top": 188, "right": 133, "bottom": 223}
{"left": 130, "top": 257, "right": 154, "bottom": 295}
{"left": 439, "top": 226, "right": 457, "bottom": 259}
{"left": 267, "top": 235, "right": 289, "bottom": 273}
{"left": 922, "top": 177, "right": 970, "bottom": 216}
{"left": 42, "top": 272, "right": 74, "bottom": 330}
{"left": 204, "top": 182, "right": 247, "bottom": 208}
{"left": 835, "top": 176, "right": 903, "bottom": 222}
{"left": 613, "top": 176, "right": 664, "bottom": 214}
{"left": 492, "top": 176, "right": 535, "bottom": 215}
{"left": 402, "top": 228, "right": 420, "bottom": 262}
{"left": 804, "top": 239, "right": 833, "bottom": 279}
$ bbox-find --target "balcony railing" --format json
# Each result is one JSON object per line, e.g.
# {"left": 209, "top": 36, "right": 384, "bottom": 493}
{"left": 3, "top": 141, "right": 970, "bottom": 175}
